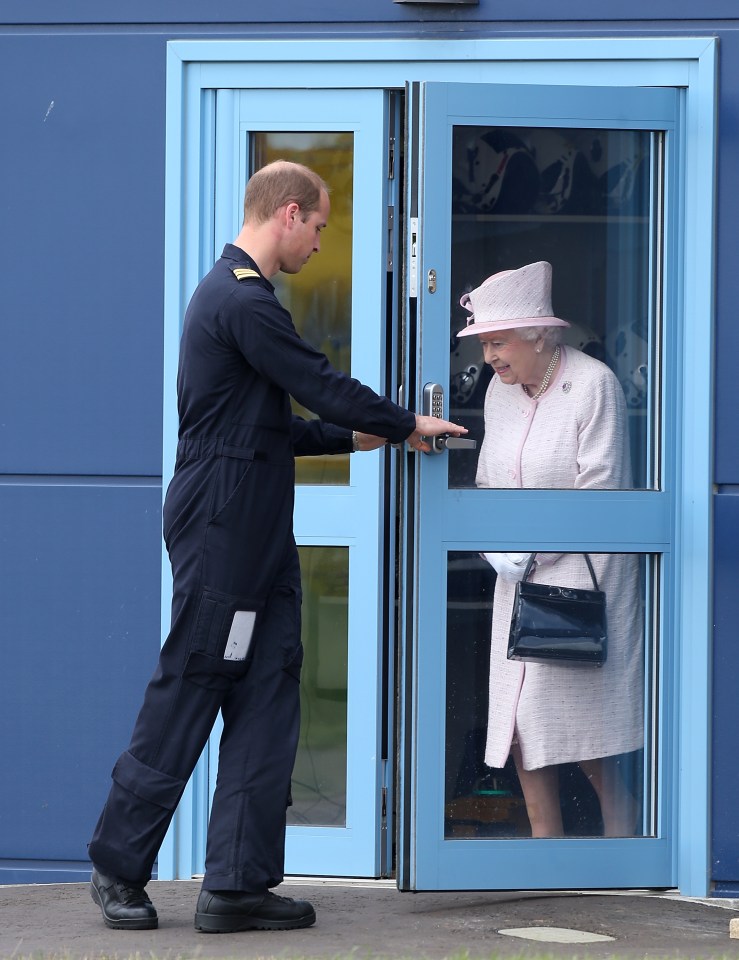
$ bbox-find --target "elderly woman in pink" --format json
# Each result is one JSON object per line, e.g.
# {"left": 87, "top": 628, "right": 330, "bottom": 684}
{"left": 458, "top": 261, "right": 643, "bottom": 838}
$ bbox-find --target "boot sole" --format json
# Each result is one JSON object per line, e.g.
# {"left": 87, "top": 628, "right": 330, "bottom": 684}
{"left": 90, "top": 881, "right": 158, "bottom": 930}
{"left": 194, "top": 909, "right": 316, "bottom": 933}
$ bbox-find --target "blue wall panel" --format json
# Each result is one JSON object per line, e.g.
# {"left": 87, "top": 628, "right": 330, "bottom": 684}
{"left": 0, "top": 35, "right": 165, "bottom": 476}
{"left": 0, "top": 4, "right": 736, "bottom": 888}
{"left": 713, "top": 31, "right": 739, "bottom": 484}
{"left": 712, "top": 492, "right": 739, "bottom": 887}
{"left": 0, "top": 1, "right": 737, "bottom": 23}
{"left": 0, "top": 483, "right": 161, "bottom": 876}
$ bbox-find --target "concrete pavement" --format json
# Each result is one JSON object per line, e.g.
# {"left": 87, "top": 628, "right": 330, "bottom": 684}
{"left": 3, "top": 877, "right": 739, "bottom": 959}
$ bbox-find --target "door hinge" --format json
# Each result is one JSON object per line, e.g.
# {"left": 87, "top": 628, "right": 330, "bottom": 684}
{"left": 388, "top": 135, "right": 396, "bottom": 180}
{"left": 381, "top": 786, "right": 387, "bottom": 818}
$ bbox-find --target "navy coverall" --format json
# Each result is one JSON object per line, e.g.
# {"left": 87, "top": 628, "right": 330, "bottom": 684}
{"left": 89, "top": 243, "right": 416, "bottom": 891}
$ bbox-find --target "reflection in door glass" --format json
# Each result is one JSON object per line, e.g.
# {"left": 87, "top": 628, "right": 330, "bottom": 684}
{"left": 252, "top": 133, "right": 354, "bottom": 486}
{"left": 288, "top": 546, "right": 348, "bottom": 827}
{"left": 448, "top": 127, "right": 659, "bottom": 491}
{"left": 445, "top": 551, "right": 654, "bottom": 839}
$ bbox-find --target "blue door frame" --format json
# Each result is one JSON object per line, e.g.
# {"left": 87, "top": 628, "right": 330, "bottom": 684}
{"left": 162, "top": 37, "right": 716, "bottom": 895}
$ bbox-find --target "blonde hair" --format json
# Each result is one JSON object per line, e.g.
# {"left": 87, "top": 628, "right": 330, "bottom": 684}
{"left": 243, "top": 160, "right": 329, "bottom": 224}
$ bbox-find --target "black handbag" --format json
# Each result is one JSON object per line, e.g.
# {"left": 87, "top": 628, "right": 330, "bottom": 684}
{"left": 507, "top": 553, "right": 607, "bottom": 665}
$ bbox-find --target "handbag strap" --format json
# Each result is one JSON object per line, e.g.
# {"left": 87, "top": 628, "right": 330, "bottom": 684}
{"left": 522, "top": 552, "right": 600, "bottom": 591}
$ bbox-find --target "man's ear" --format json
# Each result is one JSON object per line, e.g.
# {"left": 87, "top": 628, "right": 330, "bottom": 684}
{"left": 284, "top": 201, "right": 301, "bottom": 226}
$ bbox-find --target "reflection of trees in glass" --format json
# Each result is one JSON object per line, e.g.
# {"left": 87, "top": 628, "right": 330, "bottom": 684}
{"left": 288, "top": 546, "right": 349, "bottom": 827}
{"left": 253, "top": 134, "right": 354, "bottom": 485}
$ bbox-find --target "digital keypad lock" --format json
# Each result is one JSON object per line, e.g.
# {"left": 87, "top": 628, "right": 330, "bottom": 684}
{"left": 421, "top": 382, "right": 477, "bottom": 455}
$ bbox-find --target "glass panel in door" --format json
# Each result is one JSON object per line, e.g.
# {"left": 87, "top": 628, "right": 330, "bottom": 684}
{"left": 251, "top": 134, "right": 354, "bottom": 827}
{"left": 402, "top": 81, "right": 677, "bottom": 890}
{"left": 290, "top": 545, "right": 349, "bottom": 827}
{"left": 252, "top": 133, "right": 354, "bottom": 486}
{"left": 449, "top": 126, "right": 659, "bottom": 493}
{"left": 446, "top": 550, "right": 657, "bottom": 841}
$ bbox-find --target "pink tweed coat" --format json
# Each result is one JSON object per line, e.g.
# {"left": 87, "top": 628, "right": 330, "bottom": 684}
{"left": 476, "top": 346, "right": 644, "bottom": 771}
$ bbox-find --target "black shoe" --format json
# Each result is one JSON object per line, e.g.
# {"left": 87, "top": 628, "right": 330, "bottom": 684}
{"left": 90, "top": 867, "right": 158, "bottom": 930}
{"left": 194, "top": 889, "right": 316, "bottom": 933}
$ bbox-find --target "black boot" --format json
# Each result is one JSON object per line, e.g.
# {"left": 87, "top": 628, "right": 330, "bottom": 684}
{"left": 194, "top": 888, "right": 316, "bottom": 933}
{"left": 90, "top": 867, "right": 158, "bottom": 930}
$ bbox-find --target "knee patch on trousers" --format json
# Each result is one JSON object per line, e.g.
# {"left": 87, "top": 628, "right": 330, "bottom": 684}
{"left": 113, "top": 750, "right": 185, "bottom": 811}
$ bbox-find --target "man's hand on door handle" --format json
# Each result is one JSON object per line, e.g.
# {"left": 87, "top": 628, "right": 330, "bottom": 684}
{"left": 406, "top": 415, "right": 468, "bottom": 453}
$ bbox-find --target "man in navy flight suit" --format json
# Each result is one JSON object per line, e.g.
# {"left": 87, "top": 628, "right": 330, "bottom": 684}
{"left": 88, "top": 160, "right": 465, "bottom": 933}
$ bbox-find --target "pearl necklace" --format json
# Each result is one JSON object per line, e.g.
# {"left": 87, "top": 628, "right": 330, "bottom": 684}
{"left": 523, "top": 345, "right": 560, "bottom": 401}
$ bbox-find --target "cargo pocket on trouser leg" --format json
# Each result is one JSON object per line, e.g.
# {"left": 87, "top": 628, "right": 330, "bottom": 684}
{"left": 184, "top": 588, "right": 262, "bottom": 691}
{"left": 279, "top": 582, "right": 304, "bottom": 682}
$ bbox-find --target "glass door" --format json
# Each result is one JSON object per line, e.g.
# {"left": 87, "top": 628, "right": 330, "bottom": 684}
{"left": 189, "top": 87, "right": 395, "bottom": 878}
{"left": 400, "top": 81, "right": 679, "bottom": 890}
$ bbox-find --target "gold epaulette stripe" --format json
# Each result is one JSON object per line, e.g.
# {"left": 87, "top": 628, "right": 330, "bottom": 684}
{"left": 232, "top": 268, "right": 260, "bottom": 281}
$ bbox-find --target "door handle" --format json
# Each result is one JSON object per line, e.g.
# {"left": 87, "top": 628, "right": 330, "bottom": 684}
{"left": 421, "top": 382, "right": 477, "bottom": 455}
{"left": 443, "top": 435, "right": 477, "bottom": 450}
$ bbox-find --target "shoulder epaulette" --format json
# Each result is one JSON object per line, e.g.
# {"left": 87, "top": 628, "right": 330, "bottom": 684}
{"left": 232, "top": 267, "right": 261, "bottom": 281}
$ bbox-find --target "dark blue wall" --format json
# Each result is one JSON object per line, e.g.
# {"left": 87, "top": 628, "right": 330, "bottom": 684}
{"left": 710, "top": 28, "right": 739, "bottom": 895}
{"left": 0, "top": 34, "right": 165, "bottom": 475}
{"left": 1, "top": 0, "right": 738, "bottom": 887}
{"left": 712, "top": 494, "right": 739, "bottom": 893}
{"left": 2, "top": 0, "right": 738, "bottom": 23}
{"left": 0, "top": 32, "right": 166, "bottom": 881}
{"left": 0, "top": 484, "right": 161, "bottom": 881}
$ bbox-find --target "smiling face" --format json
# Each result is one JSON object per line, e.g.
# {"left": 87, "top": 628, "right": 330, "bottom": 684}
{"left": 279, "top": 190, "right": 331, "bottom": 275}
{"left": 479, "top": 329, "right": 547, "bottom": 391}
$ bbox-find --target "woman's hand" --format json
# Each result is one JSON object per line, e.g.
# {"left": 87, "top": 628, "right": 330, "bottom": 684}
{"left": 480, "top": 552, "right": 531, "bottom": 583}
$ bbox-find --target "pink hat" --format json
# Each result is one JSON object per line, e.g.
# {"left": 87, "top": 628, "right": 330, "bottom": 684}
{"left": 456, "top": 261, "right": 570, "bottom": 338}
